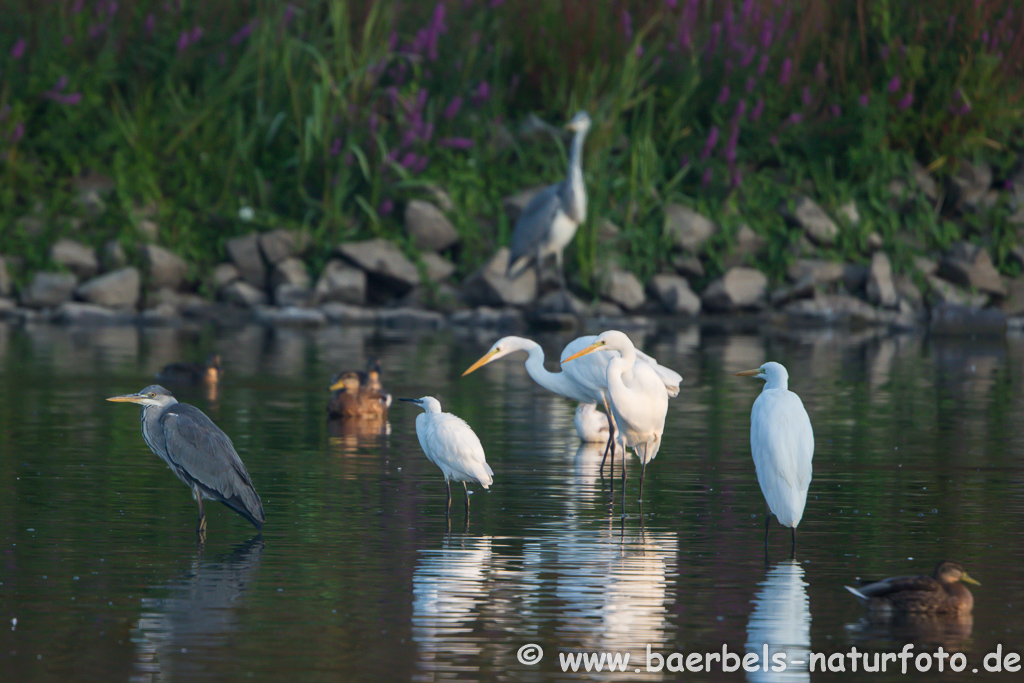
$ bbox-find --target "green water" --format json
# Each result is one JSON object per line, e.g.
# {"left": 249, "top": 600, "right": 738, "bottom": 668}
{"left": 1, "top": 322, "right": 1022, "bottom": 682}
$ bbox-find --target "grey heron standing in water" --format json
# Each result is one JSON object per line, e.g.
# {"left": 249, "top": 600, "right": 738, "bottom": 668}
{"left": 107, "top": 385, "right": 265, "bottom": 535}
{"left": 507, "top": 111, "right": 592, "bottom": 300}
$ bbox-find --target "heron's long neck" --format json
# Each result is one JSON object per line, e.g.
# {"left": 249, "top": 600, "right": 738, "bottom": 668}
{"left": 522, "top": 345, "right": 583, "bottom": 402}
{"left": 565, "top": 129, "right": 587, "bottom": 223}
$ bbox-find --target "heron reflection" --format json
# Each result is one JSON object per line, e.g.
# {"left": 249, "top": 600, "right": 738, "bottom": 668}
{"left": 745, "top": 559, "right": 811, "bottom": 683}
{"left": 133, "top": 537, "right": 264, "bottom": 681}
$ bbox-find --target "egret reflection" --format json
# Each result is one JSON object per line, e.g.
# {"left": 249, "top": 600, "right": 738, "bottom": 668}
{"left": 745, "top": 560, "right": 811, "bottom": 683}
{"left": 132, "top": 537, "right": 264, "bottom": 681}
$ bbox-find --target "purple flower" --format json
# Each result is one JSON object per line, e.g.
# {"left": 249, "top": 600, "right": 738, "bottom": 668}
{"left": 741, "top": 45, "right": 757, "bottom": 68}
{"left": 887, "top": 76, "right": 900, "bottom": 93}
{"left": 439, "top": 137, "right": 474, "bottom": 150}
{"left": 734, "top": 100, "right": 748, "bottom": 121}
{"left": 717, "top": 85, "right": 731, "bottom": 105}
{"left": 829, "top": 103, "right": 841, "bottom": 117}
{"left": 679, "top": 154, "right": 689, "bottom": 169}
{"left": 701, "top": 167, "right": 714, "bottom": 187}
{"left": 786, "top": 112, "right": 803, "bottom": 126}
{"left": 145, "top": 13, "right": 156, "bottom": 35}
{"left": 88, "top": 23, "right": 106, "bottom": 40}
{"left": 283, "top": 4, "right": 297, "bottom": 28}
{"left": 897, "top": 92, "right": 913, "bottom": 110}
{"left": 814, "top": 61, "right": 827, "bottom": 83}
{"left": 177, "top": 30, "right": 190, "bottom": 52}
{"left": 879, "top": 45, "right": 890, "bottom": 60}
{"left": 745, "top": 76, "right": 756, "bottom": 93}
{"left": 750, "top": 98, "right": 765, "bottom": 121}
{"left": 731, "top": 167, "right": 744, "bottom": 189}
{"left": 380, "top": 199, "right": 394, "bottom": 215}
{"left": 51, "top": 75, "right": 69, "bottom": 93}
{"left": 190, "top": 26, "right": 204, "bottom": 44}
{"left": 105, "top": 1, "right": 119, "bottom": 17}
{"left": 621, "top": 10, "right": 633, "bottom": 41}
{"left": 473, "top": 81, "right": 490, "bottom": 105}
{"left": 230, "top": 21, "right": 257, "bottom": 46}
{"left": 63, "top": 34, "right": 74, "bottom": 46}
{"left": 700, "top": 126, "right": 719, "bottom": 160}
{"left": 330, "top": 138, "right": 342, "bottom": 156}
{"left": 11, "top": 38, "right": 26, "bottom": 60}
{"left": 59, "top": 93, "right": 83, "bottom": 106}
{"left": 490, "top": 0, "right": 506, "bottom": 7}
{"left": 72, "top": 0, "right": 85, "bottom": 14}
{"left": 724, "top": 126, "right": 739, "bottom": 163}
{"left": 802, "top": 86, "right": 813, "bottom": 106}
{"left": 665, "top": 0, "right": 677, "bottom": 8}
{"left": 769, "top": 134, "right": 778, "bottom": 146}
{"left": 779, "top": 57, "right": 792, "bottom": 85}
{"left": 757, "top": 53, "right": 770, "bottom": 76}
{"left": 858, "top": 93, "right": 870, "bottom": 107}
{"left": 708, "top": 22, "right": 722, "bottom": 53}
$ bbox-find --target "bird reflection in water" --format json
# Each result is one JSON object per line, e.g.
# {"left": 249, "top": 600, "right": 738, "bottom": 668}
{"left": 745, "top": 560, "right": 811, "bottom": 683}
{"left": 326, "top": 359, "right": 392, "bottom": 454}
{"left": 132, "top": 536, "right": 264, "bottom": 681}
{"left": 326, "top": 413, "right": 391, "bottom": 455}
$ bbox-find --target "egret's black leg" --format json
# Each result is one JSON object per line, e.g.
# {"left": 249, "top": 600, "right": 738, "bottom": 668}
{"left": 463, "top": 482, "right": 470, "bottom": 515}
{"left": 621, "top": 454, "right": 627, "bottom": 515}
{"left": 790, "top": 527, "right": 797, "bottom": 557}
{"left": 764, "top": 513, "right": 771, "bottom": 547}
{"left": 446, "top": 480, "right": 452, "bottom": 517}
{"left": 638, "top": 460, "right": 648, "bottom": 502}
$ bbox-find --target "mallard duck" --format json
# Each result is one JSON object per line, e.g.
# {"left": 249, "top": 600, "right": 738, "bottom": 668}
{"left": 845, "top": 561, "right": 980, "bottom": 615}
{"left": 327, "top": 369, "right": 388, "bottom": 419}
{"left": 157, "top": 353, "right": 223, "bottom": 386}
{"left": 360, "top": 359, "right": 392, "bottom": 408}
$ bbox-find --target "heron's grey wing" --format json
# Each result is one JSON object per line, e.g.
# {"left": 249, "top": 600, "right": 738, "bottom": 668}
{"left": 508, "top": 184, "right": 562, "bottom": 276}
{"left": 160, "top": 405, "right": 265, "bottom": 527}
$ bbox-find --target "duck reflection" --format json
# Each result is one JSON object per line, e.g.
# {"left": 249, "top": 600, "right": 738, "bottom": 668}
{"left": 745, "top": 560, "right": 811, "bottom": 683}
{"left": 327, "top": 414, "right": 391, "bottom": 455}
{"left": 132, "top": 537, "right": 264, "bottom": 681}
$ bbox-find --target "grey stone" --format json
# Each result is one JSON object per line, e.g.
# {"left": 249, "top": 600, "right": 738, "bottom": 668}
{"left": 424, "top": 184, "right": 455, "bottom": 212}
{"left": 937, "top": 243, "right": 1006, "bottom": 296}
{"left": 255, "top": 305, "right": 326, "bottom": 327}
{"left": 671, "top": 254, "right": 705, "bottom": 279}
{"left": 0, "top": 297, "right": 17, "bottom": 317}
{"left": 220, "top": 280, "right": 267, "bottom": 307}
{"left": 51, "top": 238, "right": 98, "bottom": 279}
{"left": 597, "top": 219, "right": 622, "bottom": 244}
{"left": 421, "top": 252, "right": 456, "bottom": 282}
{"left": 139, "top": 303, "right": 182, "bottom": 325}
{"left": 534, "top": 290, "right": 588, "bottom": 316}
{"left": 701, "top": 267, "right": 768, "bottom": 312}
{"left": 0, "top": 257, "right": 10, "bottom": 296}
{"left": 274, "top": 283, "right": 312, "bottom": 307}
{"left": 270, "top": 257, "right": 311, "bottom": 289}
{"left": 770, "top": 279, "right": 816, "bottom": 307}
{"left": 1001, "top": 277, "right": 1024, "bottom": 317}
{"left": 911, "top": 160, "right": 940, "bottom": 201}
{"left": 136, "top": 219, "right": 159, "bottom": 242}
{"left": 787, "top": 259, "right": 844, "bottom": 286}
{"left": 927, "top": 276, "right": 989, "bottom": 309}
{"left": 462, "top": 248, "right": 537, "bottom": 307}
{"left": 503, "top": 185, "right": 547, "bottom": 223}
{"left": 783, "top": 293, "right": 919, "bottom": 328}
{"left": 377, "top": 307, "right": 445, "bottom": 329}
{"left": 140, "top": 244, "right": 189, "bottom": 290}
{"left": 600, "top": 268, "right": 645, "bottom": 311}
{"left": 837, "top": 201, "right": 861, "bottom": 225}
{"left": 843, "top": 264, "right": 870, "bottom": 293}
{"left": 320, "top": 302, "right": 378, "bottom": 324}
{"left": 734, "top": 224, "right": 767, "bottom": 256}
{"left": 259, "top": 229, "right": 308, "bottom": 265}
{"left": 913, "top": 256, "right": 939, "bottom": 277}
{"left": 336, "top": 239, "right": 419, "bottom": 293}
{"left": 74, "top": 189, "right": 106, "bottom": 216}
{"left": 211, "top": 263, "right": 240, "bottom": 291}
{"left": 949, "top": 159, "right": 992, "bottom": 210}
{"left": 53, "top": 302, "right": 126, "bottom": 325}
{"left": 449, "top": 306, "right": 524, "bottom": 329}
{"left": 866, "top": 252, "right": 898, "bottom": 308}
{"left": 75, "top": 267, "right": 141, "bottom": 308}
{"left": 895, "top": 275, "right": 924, "bottom": 309}
{"left": 930, "top": 303, "right": 1005, "bottom": 336}
{"left": 312, "top": 259, "right": 367, "bottom": 305}
{"left": 20, "top": 272, "right": 77, "bottom": 308}
{"left": 790, "top": 196, "right": 839, "bottom": 246}
{"left": 1009, "top": 245, "right": 1024, "bottom": 270}
{"left": 225, "top": 233, "right": 267, "bottom": 289}
{"left": 99, "top": 240, "right": 127, "bottom": 272}
{"left": 647, "top": 274, "right": 701, "bottom": 315}
{"left": 664, "top": 204, "right": 716, "bottom": 252}
{"left": 405, "top": 199, "right": 460, "bottom": 252}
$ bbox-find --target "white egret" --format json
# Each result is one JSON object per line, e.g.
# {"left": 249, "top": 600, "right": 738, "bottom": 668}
{"left": 562, "top": 331, "right": 669, "bottom": 503}
{"left": 462, "top": 335, "right": 680, "bottom": 475}
{"left": 574, "top": 403, "right": 610, "bottom": 443}
{"left": 844, "top": 561, "right": 980, "bottom": 615}
{"left": 735, "top": 362, "right": 814, "bottom": 548}
{"left": 400, "top": 397, "right": 493, "bottom": 515}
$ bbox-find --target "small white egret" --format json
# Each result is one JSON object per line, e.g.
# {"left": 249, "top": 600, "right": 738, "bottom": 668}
{"left": 844, "top": 561, "right": 980, "bottom": 615}
{"left": 574, "top": 403, "right": 610, "bottom": 443}
{"left": 562, "top": 331, "right": 669, "bottom": 503}
{"left": 400, "top": 397, "right": 493, "bottom": 515}
{"left": 735, "top": 362, "right": 814, "bottom": 548}
{"left": 462, "top": 335, "right": 680, "bottom": 476}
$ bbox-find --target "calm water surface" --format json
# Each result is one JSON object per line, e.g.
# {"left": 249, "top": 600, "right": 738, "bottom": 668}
{"left": 1, "top": 320, "right": 1023, "bottom": 682}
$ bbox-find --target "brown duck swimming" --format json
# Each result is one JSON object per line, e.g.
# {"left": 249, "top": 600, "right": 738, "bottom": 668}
{"left": 327, "top": 363, "right": 390, "bottom": 419}
{"left": 157, "top": 353, "right": 224, "bottom": 386}
{"left": 845, "top": 561, "right": 980, "bottom": 615}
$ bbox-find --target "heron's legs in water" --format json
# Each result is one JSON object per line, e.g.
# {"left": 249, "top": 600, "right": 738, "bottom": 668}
{"left": 194, "top": 492, "right": 207, "bottom": 535}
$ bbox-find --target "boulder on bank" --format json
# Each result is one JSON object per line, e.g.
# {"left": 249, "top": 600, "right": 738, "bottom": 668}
{"left": 312, "top": 259, "right": 366, "bottom": 305}
{"left": 20, "top": 272, "right": 77, "bottom": 309}
{"left": 404, "top": 200, "right": 460, "bottom": 252}
{"left": 225, "top": 233, "right": 267, "bottom": 289}
{"left": 75, "top": 267, "right": 141, "bottom": 308}
{"left": 140, "top": 244, "right": 188, "bottom": 290}
{"left": 664, "top": 204, "right": 717, "bottom": 252}
{"left": 462, "top": 248, "right": 537, "bottom": 307}
{"left": 336, "top": 238, "right": 420, "bottom": 297}
{"left": 648, "top": 274, "right": 701, "bottom": 315}
{"left": 51, "top": 238, "right": 98, "bottom": 279}
{"left": 702, "top": 267, "right": 767, "bottom": 312}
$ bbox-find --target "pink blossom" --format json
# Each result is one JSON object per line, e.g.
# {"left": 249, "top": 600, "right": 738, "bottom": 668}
{"left": 177, "top": 30, "right": 190, "bottom": 52}
{"left": 887, "top": 76, "right": 900, "bottom": 93}
{"left": 897, "top": 92, "right": 914, "bottom": 110}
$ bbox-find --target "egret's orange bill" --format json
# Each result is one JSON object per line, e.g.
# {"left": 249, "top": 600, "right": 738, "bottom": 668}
{"left": 562, "top": 340, "right": 605, "bottom": 364}
{"left": 734, "top": 368, "right": 761, "bottom": 377}
{"left": 462, "top": 349, "right": 499, "bottom": 376}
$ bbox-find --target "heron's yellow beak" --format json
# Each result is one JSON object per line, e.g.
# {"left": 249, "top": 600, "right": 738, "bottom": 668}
{"left": 734, "top": 368, "right": 761, "bottom": 377}
{"left": 562, "top": 340, "right": 605, "bottom": 364}
{"left": 462, "top": 349, "right": 499, "bottom": 376}
{"left": 106, "top": 394, "right": 144, "bottom": 403}
{"left": 960, "top": 573, "right": 981, "bottom": 586}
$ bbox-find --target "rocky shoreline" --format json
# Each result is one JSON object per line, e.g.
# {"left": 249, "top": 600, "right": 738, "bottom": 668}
{"left": 2, "top": 160, "right": 1022, "bottom": 336}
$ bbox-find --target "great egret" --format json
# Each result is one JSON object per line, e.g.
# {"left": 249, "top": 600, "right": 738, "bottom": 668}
{"left": 845, "top": 561, "right": 980, "bottom": 614}
{"left": 462, "top": 335, "right": 680, "bottom": 475}
{"left": 107, "top": 385, "right": 265, "bottom": 535}
{"left": 507, "top": 111, "right": 592, "bottom": 299}
{"left": 328, "top": 363, "right": 390, "bottom": 419}
{"left": 735, "top": 362, "right": 813, "bottom": 548}
{"left": 562, "top": 331, "right": 669, "bottom": 504}
{"left": 574, "top": 403, "right": 610, "bottom": 443}
{"left": 400, "top": 396, "right": 493, "bottom": 515}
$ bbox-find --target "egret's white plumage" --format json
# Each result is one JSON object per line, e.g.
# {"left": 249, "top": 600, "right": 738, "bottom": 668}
{"left": 562, "top": 331, "right": 669, "bottom": 502}
{"left": 462, "top": 335, "right": 680, "bottom": 453}
{"left": 736, "top": 362, "right": 814, "bottom": 545}
{"left": 401, "top": 396, "right": 493, "bottom": 514}
{"left": 574, "top": 403, "right": 610, "bottom": 443}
